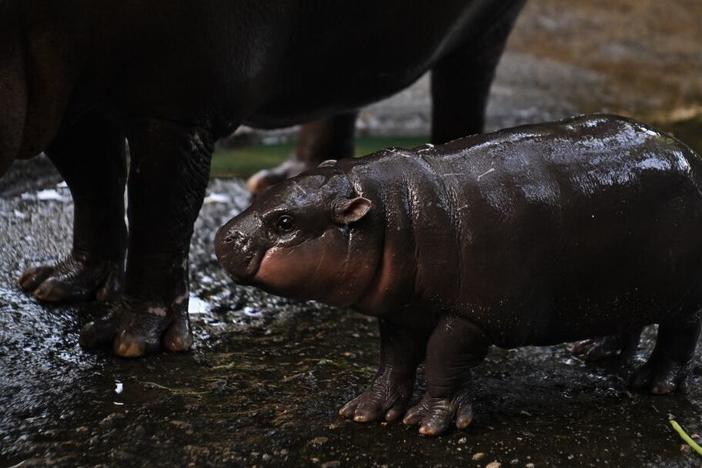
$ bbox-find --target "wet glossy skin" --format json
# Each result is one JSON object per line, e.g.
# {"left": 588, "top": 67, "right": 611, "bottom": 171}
{"left": 217, "top": 115, "right": 702, "bottom": 436}
{"left": 0, "top": 0, "right": 524, "bottom": 357}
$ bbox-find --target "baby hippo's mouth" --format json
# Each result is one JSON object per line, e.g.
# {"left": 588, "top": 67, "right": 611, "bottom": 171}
{"left": 214, "top": 225, "right": 265, "bottom": 284}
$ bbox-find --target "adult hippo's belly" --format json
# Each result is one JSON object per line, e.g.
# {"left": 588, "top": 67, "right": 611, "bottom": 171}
{"left": 243, "top": 4, "right": 481, "bottom": 128}
{"left": 0, "top": 0, "right": 526, "bottom": 357}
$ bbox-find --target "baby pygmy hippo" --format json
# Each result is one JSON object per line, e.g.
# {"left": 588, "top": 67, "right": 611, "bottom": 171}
{"left": 215, "top": 115, "right": 702, "bottom": 436}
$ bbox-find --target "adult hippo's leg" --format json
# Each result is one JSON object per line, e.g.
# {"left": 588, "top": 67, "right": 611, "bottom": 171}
{"left": 0, "top": 0, "right": 26, "bottom": 177}
{"left": 246, "top": 111, "right": 357, "bottom": 194}
{"left": 631, "top": 315, "right": 701, "bottom": 394}
{"left": 339, "top": 319, "right": 429, "bottom": 423}
{"left": 19, "top": 117, "right": 127, "bottom": 302}
{"left": 80, "top": 119, "right": 214, "bottom": 357}
{"left": 430, "top": 1, "right": 525, "bottom": 144}
{"left": 403, "top": 316, "right": 489, "bottom": 436}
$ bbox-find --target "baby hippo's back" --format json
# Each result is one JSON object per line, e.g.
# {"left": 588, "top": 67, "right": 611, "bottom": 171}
{"left": 353, "top": 115, "right": 702, "bottom": 347}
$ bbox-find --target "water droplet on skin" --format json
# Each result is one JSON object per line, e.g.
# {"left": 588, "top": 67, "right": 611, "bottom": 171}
{"left": 115, "top": 382, "right": 123, "bottom": 394}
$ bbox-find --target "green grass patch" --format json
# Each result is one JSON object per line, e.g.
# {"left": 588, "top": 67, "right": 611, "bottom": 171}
{"left": 211, "top": 135, "right": 428, "bottom": 178}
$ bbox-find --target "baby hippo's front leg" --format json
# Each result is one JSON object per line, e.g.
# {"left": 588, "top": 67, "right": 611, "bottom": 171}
{"left": 403, "top": 317, "right": 489, "bottom": 436}
{"left": 339, "top": 319, "right": 428, "bottom": 423}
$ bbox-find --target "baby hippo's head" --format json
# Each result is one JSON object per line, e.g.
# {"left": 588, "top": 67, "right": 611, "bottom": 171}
{"left": 215, "top": 162, "right": 378, "bottom": 307}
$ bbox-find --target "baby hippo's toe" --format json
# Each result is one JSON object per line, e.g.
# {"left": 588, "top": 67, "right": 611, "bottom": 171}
{"left": 339, "top": 378, "right": 413, "bottom": 423}
{"left": 631, "top": 356, "right": 688, "bottom": 395}
{"left": 403, "top": 392, "right": 473, "bottom": 436}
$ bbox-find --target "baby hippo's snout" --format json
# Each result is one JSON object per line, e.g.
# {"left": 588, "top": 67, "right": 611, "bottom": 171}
{"left": 215, "top": 216, "right": 266, "bottom": 284}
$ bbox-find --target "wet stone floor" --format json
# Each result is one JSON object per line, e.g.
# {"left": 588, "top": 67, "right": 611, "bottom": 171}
{"left": 1, "top": 159, "right": 701, "bottom": 468}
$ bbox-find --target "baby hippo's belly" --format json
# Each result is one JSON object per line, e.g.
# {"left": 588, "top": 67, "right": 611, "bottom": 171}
{"left": 460, "top": 206, "right": 702, "bottom": 347}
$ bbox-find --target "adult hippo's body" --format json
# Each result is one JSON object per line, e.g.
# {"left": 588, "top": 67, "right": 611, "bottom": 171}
{"left": 0, "top": 1, "right": 525, "bottom": 356}
{"left": 216, "top": 115, "right": 702, "bottom": 435}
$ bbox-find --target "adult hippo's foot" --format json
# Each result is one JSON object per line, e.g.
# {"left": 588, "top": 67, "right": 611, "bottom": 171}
{"left": 247, "top": 158, "right": 308, "bottom": 194}
{"left": 77, "top": 118, "right": 214, "bottom": 357}
{"left": 19, "top": 255, "right": 123, "bottom": 303}
{"left": 79, "top": 296, "right": 192, "bottom": 357}
{"left": 246, "top": 112, "right": 357, "bottom": 195}
{"left": 402, "top": 391, "right": 474, "bottom": 436}
{"left": 339, "top": 372, "right": 415, "bottom": 423}
{"left": 19, "top": 116, "right": 128, "bottom": 304}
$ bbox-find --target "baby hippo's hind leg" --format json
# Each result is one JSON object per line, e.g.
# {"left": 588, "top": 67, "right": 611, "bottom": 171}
{"left": 403, "top": 317, "right": 489, "bottom": 436}
{"left": 631, "top": 314, "right": 701, "bottom": 394}
{"left": 19, "top": 116, "right": 127, "bottom": 302}
{"left": 571, "top": 328, "right": 643, "bottom": 362}
{"left": 339, "top": 319, "right": 428, "bottom": 423}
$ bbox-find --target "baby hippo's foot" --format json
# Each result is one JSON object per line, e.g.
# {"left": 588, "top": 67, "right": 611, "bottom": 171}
{"left": 631, "top": 355, "right": 689, "bottom": 395}
{"left": 246, "top": 159, "right": 308, "bottom": 195}
{"left": 339, "top": 373, "right": 415, "bottom": 423}
{"left": 571, "top": 329, "right": 642, "bottom": 362}
{"left": 19, "top": 254, "right": 123, "bottom": 303}
{"left": 79, "top": 296, "right": 192, "bottom": 358}
{"left": 403, "top": 390, "right": 473, "bottom": 436}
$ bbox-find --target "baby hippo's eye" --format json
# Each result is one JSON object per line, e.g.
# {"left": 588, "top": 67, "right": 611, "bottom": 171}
{"left": 276, "top": 214, "right": 295, "bottom": 233}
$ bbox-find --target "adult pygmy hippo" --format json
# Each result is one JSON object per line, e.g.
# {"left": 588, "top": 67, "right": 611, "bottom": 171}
{"left": 216, "top": 115, "right": 702, "bottom": 436}
{"left": 0, "top": 1, "right": 525, "bottom": 356}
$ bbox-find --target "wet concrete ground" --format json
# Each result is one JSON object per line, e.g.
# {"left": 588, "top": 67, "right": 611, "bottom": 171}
{"left": 2, "top": 169, "right": 701, "bottom": 468}
{"left": 2, "top": 0, "right": 702, "bottom": 467}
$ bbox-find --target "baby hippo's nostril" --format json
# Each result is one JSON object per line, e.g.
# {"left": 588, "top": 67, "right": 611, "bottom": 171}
{"left": 215, "top": 225, "right": 261, "bottom": 283}
{"left": 222, "top": 230, "right": 245, "bottom": 245}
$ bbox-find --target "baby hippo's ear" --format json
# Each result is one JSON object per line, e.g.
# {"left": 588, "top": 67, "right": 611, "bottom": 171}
{"left": 333, "top": 197, "right": 372, "bottom": 225}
